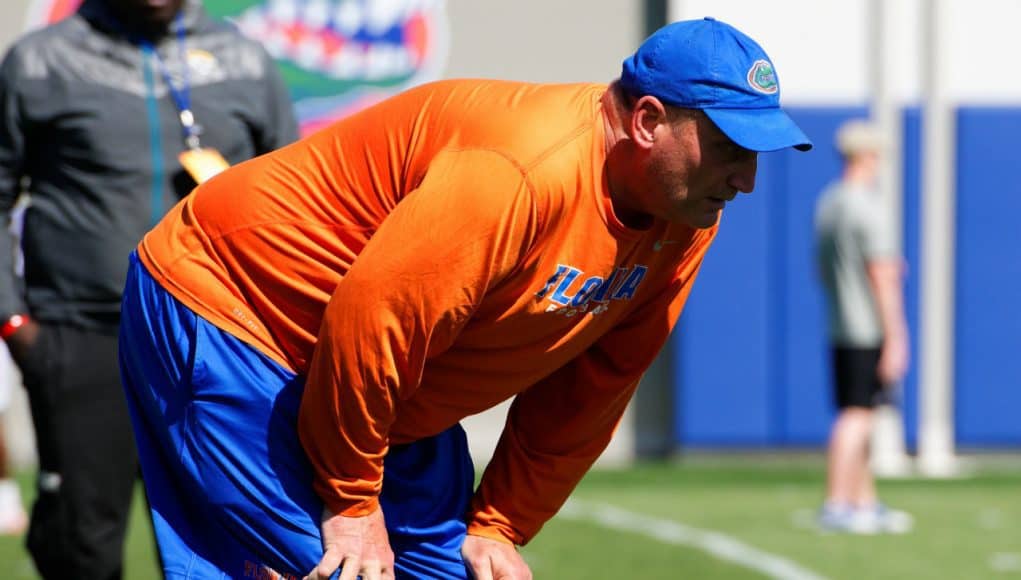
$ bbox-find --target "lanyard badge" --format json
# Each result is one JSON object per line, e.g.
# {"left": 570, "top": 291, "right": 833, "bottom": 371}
{"left": 146, "top": 14, "right": 230, "bottom": 184}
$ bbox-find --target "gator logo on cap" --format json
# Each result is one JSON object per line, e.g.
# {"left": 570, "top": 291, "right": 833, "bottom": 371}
{"left": 27, "top": 0, "right": 449, "bottom": 136}
{"left": 746, "top": 59, "right": 778, "bottom": 95}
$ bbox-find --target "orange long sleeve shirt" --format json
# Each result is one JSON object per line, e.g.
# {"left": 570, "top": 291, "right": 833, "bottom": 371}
{"left": 139, "top": 79, "right": 717, "bottom": 545}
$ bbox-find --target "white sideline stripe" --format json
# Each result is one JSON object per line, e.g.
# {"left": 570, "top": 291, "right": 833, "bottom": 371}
{"left": 560, "top": 499, "right": 829, "bottom": 580}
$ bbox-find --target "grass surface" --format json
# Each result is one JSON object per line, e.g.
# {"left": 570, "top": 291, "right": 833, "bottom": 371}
{"left": 2, "top": 455, "right": 1019, "bottom": 579}
{"left": 1, "top": 477, "right": 161, "bottom": 578}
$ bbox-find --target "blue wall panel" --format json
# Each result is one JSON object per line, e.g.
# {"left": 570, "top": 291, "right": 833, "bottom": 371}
{"left": 954, "top": 108, "right": 1021, "bottom": 445}
{"left": 776, "top": 108, "right": 864, "bottom": 445}
{"left": 675, "top": 107, "right": 865, "bottom": 446}
{"left": 674, "top": 158, "right": 773, "bottom": 445}
{"left": 901, "top": 109, "right": 922, "bottom": 449}
{"left": 674, "top": 104, "right": 1020, "bottom": 449}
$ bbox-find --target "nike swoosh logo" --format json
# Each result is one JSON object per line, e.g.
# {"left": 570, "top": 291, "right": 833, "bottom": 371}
{"left": 653, "top": 240, "right": 682, "bottom": 252}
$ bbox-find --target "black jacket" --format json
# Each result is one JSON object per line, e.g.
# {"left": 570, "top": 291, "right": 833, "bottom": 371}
{"left": 0, "top": 0, "right": 299, "bottom": 332}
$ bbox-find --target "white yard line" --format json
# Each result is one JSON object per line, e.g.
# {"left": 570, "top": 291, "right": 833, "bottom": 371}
{"left": 560, "top": 499, "right": 829, "bottom": 580}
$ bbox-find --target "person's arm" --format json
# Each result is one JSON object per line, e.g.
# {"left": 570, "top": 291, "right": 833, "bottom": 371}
{"left": 866, "top": 257, "right": 909, "bottom": 385}
{"left": 459, "top": 256, "right": 711, "bottom": 580}
{"left": 466, "top": 227, "right": 716, "bottom": 548}
{"left": 859, "top": 197, "right": 909, "bottom": 387}
{"left": 0, "top": 44, "right": 38, "bottom": 359}
{"left": 298, "top": 149, "right": 539, "bottom": 578}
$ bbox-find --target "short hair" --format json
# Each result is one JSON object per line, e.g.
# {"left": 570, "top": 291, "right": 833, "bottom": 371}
{"left": 616, "top": 82, "right": 701, "bottom": 124}
{"left": 836, "top": 120, "right": 886, "bottom": 156}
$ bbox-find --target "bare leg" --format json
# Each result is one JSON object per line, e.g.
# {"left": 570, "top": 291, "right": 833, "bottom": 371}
{"left": 852, "top": 431, "right": 878, "bottom": 508}
{"left": 0, "top": 420, "right": 8, "bottom": 480}
{"left": 825, "top": 407, "right": 875, "bottom": 505}
{"left": 0, "top": 417, "right": 28, "bottom": 535}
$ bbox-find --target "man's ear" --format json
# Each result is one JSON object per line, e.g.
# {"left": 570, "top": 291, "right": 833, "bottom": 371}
{"left": 629, "top": 95, "right": 668, "bottom": 150}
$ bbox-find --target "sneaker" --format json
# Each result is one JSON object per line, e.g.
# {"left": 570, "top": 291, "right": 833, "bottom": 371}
{"left": 0, "top": 479, "right": 27, "bottom": 536}
{"left": 817, "top": 502, "right": 881, "bottom": 535}
{"left": 862, "top": 503, "right": 914, "bottom": 534}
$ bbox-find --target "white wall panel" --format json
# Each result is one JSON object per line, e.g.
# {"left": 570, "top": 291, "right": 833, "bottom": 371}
{"left": 673, "top": 0, "right": 1020, "bottom": 105}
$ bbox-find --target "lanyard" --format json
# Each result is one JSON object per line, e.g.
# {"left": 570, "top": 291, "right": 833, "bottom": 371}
{"left": 141, "top": 14, "right": 200, "bottom": 150}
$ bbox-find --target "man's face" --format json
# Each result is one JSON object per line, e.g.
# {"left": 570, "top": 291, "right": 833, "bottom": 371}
{"left": 108, "top": 0, "right": 186, "bottom": 28}
{"left": 644, "top": 111, "right": 758, "bottom": 229}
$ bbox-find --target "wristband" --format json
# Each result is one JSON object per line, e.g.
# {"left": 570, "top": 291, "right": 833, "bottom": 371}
{"left": 1, "top": 314, "right": 29, "bottom": 340}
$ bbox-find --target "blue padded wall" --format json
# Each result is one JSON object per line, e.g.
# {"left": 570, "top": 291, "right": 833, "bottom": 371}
{"left": 901, "top": 108, "right": 922, "bottom": 449}
{"left": 673, "top": 150, "right": 774, "bottom": 445}
{"left": 775, "top": 108, "right": 855, "bottom": 445}
{"left": 954, "top": 108, "right": 1021, "bottom": 445}
{"left": 675, "top": 107, "right": 869, "bottom": 446}
{"left": 674, "top": 106, "right": 937, "bottom": 448}
{"left": 674, "top": 104, "right": 1021, "bottom": 448}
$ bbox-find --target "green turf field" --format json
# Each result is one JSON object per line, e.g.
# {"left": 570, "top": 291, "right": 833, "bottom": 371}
{"left": 2, "top": 455, "right": 1019, "bottom": 579}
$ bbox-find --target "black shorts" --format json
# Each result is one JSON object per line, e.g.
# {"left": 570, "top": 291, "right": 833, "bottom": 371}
{"left": 831, "top": 346, "right": 883, "bottom": 409}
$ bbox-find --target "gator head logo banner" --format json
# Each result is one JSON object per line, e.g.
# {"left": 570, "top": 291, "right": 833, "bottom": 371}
{"left": 26, "top": 0, "right": 449, "bottom": 135}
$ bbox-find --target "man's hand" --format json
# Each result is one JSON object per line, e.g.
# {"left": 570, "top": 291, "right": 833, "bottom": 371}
{"left": 866, "top": 259, "right": 909, "bottom": 387}
{"left": 878, "top": 332, "right": 909, "bottom": 386}
{"left": 462, "top": 535, "right": 532, "bottom": 580}
{"left": 4, "top": 317, "right": 40, "bottom": 368}
{"left": 304, "top": 507, "right": 394, "bottom": 580}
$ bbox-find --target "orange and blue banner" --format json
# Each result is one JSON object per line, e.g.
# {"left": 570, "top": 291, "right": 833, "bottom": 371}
{"left": 26, "top": 0, "right": 449, "bottom": 135}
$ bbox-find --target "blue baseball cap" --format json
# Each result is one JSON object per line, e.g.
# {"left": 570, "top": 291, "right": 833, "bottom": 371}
{"left": 621, "top": 17, "right": 812, "bottom": 152}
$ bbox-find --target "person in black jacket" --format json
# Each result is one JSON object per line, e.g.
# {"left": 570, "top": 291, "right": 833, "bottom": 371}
{"left": 0, "top": 0, "right": 299, "bottom": 576}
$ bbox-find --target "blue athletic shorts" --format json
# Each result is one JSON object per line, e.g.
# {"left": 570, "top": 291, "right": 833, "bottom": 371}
{"left": 119, "top": 252, "right": 475, "bottom": 579}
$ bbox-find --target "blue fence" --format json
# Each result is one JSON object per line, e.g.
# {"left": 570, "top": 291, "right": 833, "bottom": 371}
{"left": 674, "top": 105, "right": 1021, "bottom": 449}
